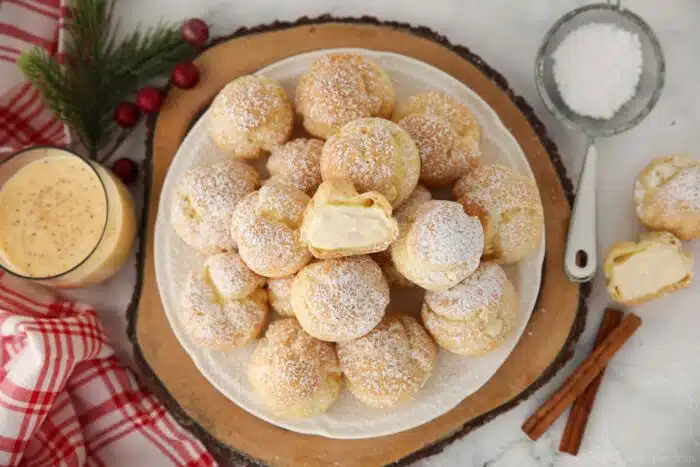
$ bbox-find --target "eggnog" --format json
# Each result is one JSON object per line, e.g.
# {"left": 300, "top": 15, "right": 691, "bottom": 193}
{"left": 0, "top": 148, "right": 136, "bottom": 287}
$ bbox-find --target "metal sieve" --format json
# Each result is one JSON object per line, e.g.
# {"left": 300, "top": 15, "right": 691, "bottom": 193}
{"left": 535, "top": 1, "right": 665, "bottom": 282}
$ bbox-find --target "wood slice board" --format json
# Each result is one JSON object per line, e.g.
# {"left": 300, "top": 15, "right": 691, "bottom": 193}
{"left": 128, "top": 18, "right": 589, "bottom": 467}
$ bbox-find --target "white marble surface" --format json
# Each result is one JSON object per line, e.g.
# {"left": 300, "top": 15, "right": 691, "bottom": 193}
{"left": 70, "top": 0, "right": 700, "bottom": 465}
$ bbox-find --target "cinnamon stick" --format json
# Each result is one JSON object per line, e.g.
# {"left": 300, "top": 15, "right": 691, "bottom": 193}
{"left": 522, "top": 312, "right": 642, "bottom": 441}
{"left": 559, "top": 308, "right": 623, "bottom": 455}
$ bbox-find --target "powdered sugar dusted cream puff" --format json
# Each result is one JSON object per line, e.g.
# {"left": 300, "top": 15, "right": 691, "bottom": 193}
{"left": 337, "top": 315, "right": 436, "bottom": 408}
{"left": 248, "top": 318, "right": 342, "bottom": 418}
{"left": 422, "top": 262, "right": 517, "bottom": 355}
{"left": 181, "top": 258, "right": 268, "bottom": 350}
{"left": 208, "top": 75, "right": 294, "bottom": 159}
{"left": 454, "top": 164, "right": 543, "bottom": 265}
{"left": 390, "top": 200, "right": 484, "bottom": 291}
{"left": 231, "top": 184, "right": 312, "bottom": 278}
{"left": 395, "top": 91, "right": 481, "bottom": 187}
{"left": 291, "top": 256, "right": 389, "bottom": 342}
{"left": 320, "top": 118, "right": 420, "bottom": 207}
{"left": 171, "top": 160, "right": 260, "bottom": 254}
{"left": 634, "top": 155, "right": 700, "bottom": 240}
{"left": 266, "top": 138, "right": 324, "bottom": 195}
{"left": 295, "top": 53, "right": 395, "bottom": 138}
{"left": 267, "top": 275, "right": 295, "bottom": 317}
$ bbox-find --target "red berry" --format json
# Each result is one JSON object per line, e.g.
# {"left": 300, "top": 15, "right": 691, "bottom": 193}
{"left": 114, "top": 102, "right": 140, "bottom": 128}
{"left": 136, "top": 86, "right": 163, "bottom": 114}
{"left": 172, "top": 62, "right": 200, "bottom": 89}
{"left": 111, "top": 158, "right": 139, "bottom": 185}
{"left": 182, "top": 18, "right": 209, "bottom": 47}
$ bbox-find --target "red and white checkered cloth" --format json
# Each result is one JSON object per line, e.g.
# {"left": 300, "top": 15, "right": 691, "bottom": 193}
{"left": 0, "top": 2, "right": 216, "bottom": 465}
{"left": 0, "top": 271, "right": 215, "bottom": 466}
{"left": 1, "top": 0, "right": 71, "bottom": 152}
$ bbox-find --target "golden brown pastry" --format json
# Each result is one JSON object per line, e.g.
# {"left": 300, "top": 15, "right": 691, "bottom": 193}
{"left": 454, "top": 164, "right": 543, "bottom": 264}
{"left": 267, "top": 275, "right": 295, "bottom": 317}
{"left": 248, "top": 319, "right": 342, "bottom": 418}
{"left": 300, "top": 179, "right": 399, "bottom": 259}
{"left": 320, "top": 118, "right": 420, "bottom": 207}
{"left": 204, "top": 252, "right": 266, "bottom": 300}
{"left": 372, "top": 184, "right": 432, "bottom": 287}
{"left": 634, "top": 155, "right": 700, "bottom": 240}
{"left": 604, "top": 231, "right": 693, "bottom": 305}
{"left": 171, "top": 160, "right": 260, "bottom": 254}
{"left": 394, "top": 91, "right": 481, "bottom": 187}
{"left": 230, "top": 184, "right": 312, "bottom": 278}
{"left": 422, "top": 262, "right": 517, "bottom": 355}
{"left": 390, "top": 200, "right": 484, "bottom": 291}
{"left": 266, "top": 138, "right": 324, "bottom": 195}
{"left": 181, "top": 257, "right": 268, "bottom": 350}
{"left": 291, "top": 256, "right": 389, "bottom": 342}
{"left": 337, "top": 315, "right": 437, "bottom": 409}
{"left": 208, "top": 75, "right": 294, "bottom": 159}
{"left": 295, "top": 53, "right": 395, "bottom": 138}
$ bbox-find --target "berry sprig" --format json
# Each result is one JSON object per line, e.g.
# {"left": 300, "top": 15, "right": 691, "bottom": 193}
{"left": 110, "top": 19, "right": 209, "bottom": 185}
{"left": 114, "top": 18, "right": 209, "bottom": 130}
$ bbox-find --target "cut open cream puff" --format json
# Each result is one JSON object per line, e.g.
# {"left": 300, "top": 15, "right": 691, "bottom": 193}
{"left": 301, "top": 179, "right": 399, "bottom": 259}
{"left": 604, "top": 231, "right": 693, "bottom": 305}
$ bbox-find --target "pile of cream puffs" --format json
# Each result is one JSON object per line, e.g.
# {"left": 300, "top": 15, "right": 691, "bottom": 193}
{"left": 171, "top": 53, "right": 544, "bottom": 418}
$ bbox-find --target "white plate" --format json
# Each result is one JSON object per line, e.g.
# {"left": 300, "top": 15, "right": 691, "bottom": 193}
{"left": 154, "top": 48, "right": 545, "bottom": 439}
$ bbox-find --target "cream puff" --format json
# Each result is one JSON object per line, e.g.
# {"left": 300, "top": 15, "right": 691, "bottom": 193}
{"left": 337, "top": 315, "right": 436, "bottom": 409}
{"left": 266, "top": 138, "right": 324, "bottom": 195}
{"left": 291, "top": 256, "right": 389, "bottom": 342}
{"left": 422, "top": 262, "right": 517, "bottom": 355}
{"left": 171, "top": 160, "right": 260, "bottom": 254}
{"left": 390, "top": 200, "right": 484, "bottom": 291}
{"left": 300, "top": 179, "right": 398, "bottom": 259}
{"left": 634, "top": 155, "right": 700, "bottom": 240}
{"left": 267, "top": 275, "right": 295, "bottom": 317}
{"left": 230, "top": 184, "right": 312, "bottom": 278}
{"left": 208, "top": 75, "right": 294, "bottom": 159}
{"left": 181, "top": 256, "right": 268, "bottom": 350}
{"left": 320, "top": 118, "right": 420, "bottom": 207}
{"left": 248, "top": 318, "right": 342, "bottom": 418}
{"left": 454, "top": 164, "right": 543, "bottom": 264}
{"left": 295, "top": 53, "right": 395, "bottom": 138}
{"left": 604, "top": 231, "right": 693, "bottom": 305}
{"left": 395, "top": 91, "right": 481, "bottom": 187}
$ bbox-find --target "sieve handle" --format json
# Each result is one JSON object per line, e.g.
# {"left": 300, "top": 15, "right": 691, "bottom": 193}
{"left": 564, "top": 141, "right": 598, "bottom": 282}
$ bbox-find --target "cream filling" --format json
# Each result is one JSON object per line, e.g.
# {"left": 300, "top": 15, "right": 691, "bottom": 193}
{"left": 611, "top": 244, "right": 689, "bottom": 300}
{"left": 306, "top": 205, "right": 395, "bottom": 250}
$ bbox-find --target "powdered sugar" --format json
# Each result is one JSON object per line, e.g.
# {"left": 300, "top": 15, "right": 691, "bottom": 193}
{"left": 337, "top": 315, "right": 436, "bottom": 407}
{"left": 248, "top": 319, "right": 341, "bottom": 413}
{"left": 553, "top": 23, "right": 643, "bottom": 119}
{"left": 425, "top": 263, "right": 507, "bottom": 319}
{"left": 204, "top": 252, "right": 264, "bottom": 300}
{"left": 656, "top": 164, "right": 700, "bottom": 211}
{"left": 296, "top": 53, "right": 392, "bottom": 132}
{"left": 414, "top": 201, "right": 484, "bottom": 266}
{"left": 181, "top": 272, "right": 267, "bottom": 348}
{"left": 294, "top": 256, "right": 389, "bottom": 341}
{"left": 320, "top": 118, "right": 419, "bottom": 206}
{"left": 216, "top": 76, "right": 288, "bottom": 131}
{"left": 266, "top": 139, "right": 324, "bottom": 195}
{"left": 171, "top": 160, "right": 259, "bottom": 253}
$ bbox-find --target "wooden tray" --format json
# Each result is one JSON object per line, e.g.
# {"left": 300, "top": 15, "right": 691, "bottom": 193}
{"left": 127, "top": 17, "right": 589, "bottom": 466}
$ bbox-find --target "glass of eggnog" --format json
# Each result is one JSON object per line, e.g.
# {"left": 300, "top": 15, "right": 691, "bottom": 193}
{"left": 0, "top": 147, "right": 137, "bottom": 288}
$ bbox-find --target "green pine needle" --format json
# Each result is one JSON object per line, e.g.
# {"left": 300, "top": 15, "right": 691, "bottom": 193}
{"left": 18, "top": 0, "right": 197, "bottom": 160}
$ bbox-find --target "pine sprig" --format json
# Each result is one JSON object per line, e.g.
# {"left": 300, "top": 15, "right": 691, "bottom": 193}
{"left": 18, "top": 0, "right": 197, "bottom": 160}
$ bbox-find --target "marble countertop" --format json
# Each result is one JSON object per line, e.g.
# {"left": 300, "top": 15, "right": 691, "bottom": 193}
{"left": 68, "top": 1, "right": 700, "bottom": 465}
